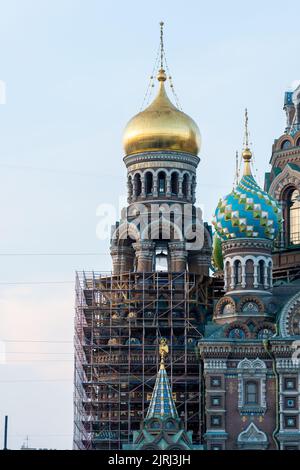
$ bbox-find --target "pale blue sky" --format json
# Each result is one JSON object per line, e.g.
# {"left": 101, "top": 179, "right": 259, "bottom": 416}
{"left": 0, "top": 0, "right": 299, "bottom": 449}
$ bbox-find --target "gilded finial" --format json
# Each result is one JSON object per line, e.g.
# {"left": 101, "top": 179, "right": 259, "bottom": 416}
{"left": 242, "top": 108, "right": 252, "bottom": 176}
{"left": 159, "top": 337, "right": 169, "bottom": 369}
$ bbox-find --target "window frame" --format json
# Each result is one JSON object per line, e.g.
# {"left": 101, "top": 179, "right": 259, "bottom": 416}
{"left": 210, "top": 395, "right": 222, "bottom": 407}
{"left": 210, "top": 415, "right": 222, "bottom": 428}
{"left": 284, "top": 377, "right": 297, "bottom": 391}
{"left": 210, "top": 376, "right": 222, "bottom": 388}
{"left": 284, "top": 415, "right": 298, "bottom": 429}
{"left": 245, "top": 380, "right": 259, "bottom": 405}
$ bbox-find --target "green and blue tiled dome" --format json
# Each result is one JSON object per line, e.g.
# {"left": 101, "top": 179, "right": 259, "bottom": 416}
{"left": 213, "top": 148, "right": 282, "bottom": 241}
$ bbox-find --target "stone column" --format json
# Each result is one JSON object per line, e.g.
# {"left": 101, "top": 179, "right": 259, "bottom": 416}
{"left": 132, "top": 241, "right": 155, "bottom": 272}
{"left": 224, "top": 265, "right": 228, "bottom": 291}
{"left": 253, "top": 262, "right": 258, "bottom": 288}
{"left": 241, "top": 261, "right": 246, "bottom": 288}
{"left": 132, "top": 177, "right": 137, "bottom": 202}
{"left": 169, "top": 241, "right": 187, "bottom": 272}
{"left": 187, "top": 177, "right": 192, "bottom": 201}
{"left": 192, "top": 180, "right": 196, "bottom": 204}
{"left": 279, "top": 201, "right": 285, "bottom": 249}
{"left": 230, "top": 261, "right": 235, "bottom": 290}
{"left": 127, "top": 177, "right": 133, "bottom": 203}
{"left": 141, "top": 173, "right": 146, "bottom": 198}
{"left": 153, "top": 176, "right": 158, "bottom": 198}
{"left": 110, "top": 247, "right": 121, "bottom": 275}
{"left": 119, "top": 246, "right": 135, "bottom": 274}
{"left": 178, "top": 175, "right": 183, "bottom": 199}
{"left": 166, "top": 175, "right": 171, "bottom": 198}
{"left": 264, "top": 263, "right": 269, "bottom": 289}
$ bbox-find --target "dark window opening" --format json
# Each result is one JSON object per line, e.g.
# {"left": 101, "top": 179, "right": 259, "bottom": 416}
{"left": 134, "top": 174, "right": 141, "bottom": 197}
{"left": 258, "top": 260, "right": 265, "bottom": 285}
{"left": 281, "top": 139, "right": 291, "bottom": 149}
{"left": 182, "top": 174, "right": 189, "bottom": 197}
{"left": 145, "top": 172, "right": 153, "bottom": 195}
{"left": 158, "top": 172, "right": 166, "bottom": 195}
{"left": 171, "top": 172, "right": 179, "bottom": 195}
{"left": 245, "top": 381, "right": 258, "bottom": 405}
{"left": 234, "top": 260, "right": 242, "bottom": 285}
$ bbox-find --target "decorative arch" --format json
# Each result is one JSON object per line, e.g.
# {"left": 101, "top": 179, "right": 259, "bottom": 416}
{"left": 237, "top": 423, "right": 268, "bottom": 449}
{"left": 279, "top": 291, "right": 300, "bottom": 337}
{"left": 253, "top": 321, "right": 276, "bottom": 339}
{"left": 275, "top": 134, "right": 294, "bottom": 151}
{"left": 111, "top": 221, "right": 141, "bottom": 245}
{"left": 269, "top": 165, "right": 300, "bottom": 200}
{"left": 237, "top": 296, "right": 265, "bottom": 314}
{"left": 237, "top": 357, "right": 267, "bottom": 370}
{"left": 224, "top": 322, "right": 251, "bottom": 339}
{"left": 140, "top": 219, "right": 184, "bottom": 242}
{"left": 214, "top": 296, "right": 236, "bottom": 317}
{"left": 294, "top": 131, "right": 300, "bottom": 146}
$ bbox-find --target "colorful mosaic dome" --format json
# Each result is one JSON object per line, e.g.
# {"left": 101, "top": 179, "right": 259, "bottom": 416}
{"left": 213, "top": 157, "right": 282, "bottom": 241}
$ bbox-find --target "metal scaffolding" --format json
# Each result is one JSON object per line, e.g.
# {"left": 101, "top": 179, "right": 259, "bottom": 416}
{"left": 73, "top": 270, "right": 210, "bottom": 450}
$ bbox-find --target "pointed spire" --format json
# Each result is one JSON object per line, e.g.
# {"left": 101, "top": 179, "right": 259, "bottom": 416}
{"left": 157, "top": 21, "right": 167, "bottom": 83}
{"left": 160, "top": 21, "right": 164, "bottom": 70}
{"left": 146, "top": 338, "right": 179, "bottom": 420}
{"left": 242, "top": 108, "right": 253, "bottom": 176}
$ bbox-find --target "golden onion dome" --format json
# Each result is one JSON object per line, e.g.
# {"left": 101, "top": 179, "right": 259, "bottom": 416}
{"left": 123, "top": 69, "right": 201, "bottom": 156}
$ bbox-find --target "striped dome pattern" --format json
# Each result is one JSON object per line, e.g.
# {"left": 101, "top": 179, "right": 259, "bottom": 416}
{"left": 146, "top": 363, "right": 178, "bottom": 420}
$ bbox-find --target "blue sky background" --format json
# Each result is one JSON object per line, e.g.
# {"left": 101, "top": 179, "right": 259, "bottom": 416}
{"left": 0, "top": 0, "right": 299, "bottom": 449}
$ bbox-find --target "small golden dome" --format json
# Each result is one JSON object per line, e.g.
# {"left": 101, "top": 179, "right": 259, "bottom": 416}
{"left": 242, "top": 147, "right": 252, "bottom": 161}
{"left": 242, "top": 147, "right": 252, "bottom": 176}
{"left": 123, "top": 69, "right": 201, "bottom": 156}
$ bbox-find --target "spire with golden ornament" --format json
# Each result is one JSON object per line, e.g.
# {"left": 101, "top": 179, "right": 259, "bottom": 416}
{"left": 122, "top": 22, "right": 201, "bottom": 156}
{"left": 242, "top": 108, "right": 253, "bottom": 176}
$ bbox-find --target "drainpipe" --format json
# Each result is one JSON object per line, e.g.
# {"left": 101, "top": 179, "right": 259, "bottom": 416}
{"left": 263, "top": 338, "right": 280, "bottom": 450}
{"left": 196, "top": 345, "right": 206, "bottom": 447}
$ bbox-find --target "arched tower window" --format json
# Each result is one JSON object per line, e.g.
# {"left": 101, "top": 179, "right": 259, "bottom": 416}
{"left": 245, "top": 259, "right": 254, "bottom": 288}
{"left": 145, "top": 172, "right": 153, "bottom": 195}
{"left": 258, "top": 260, "right": 265, "bottom": 285}
{"left": 281, "top": 139, "right": 291, "bottom": 150}
{"left": 155, "top": 248, "right": 168, "bottom": 272}
{"left": 158, "top": 171, "right": 166, "bottom": 195}
{"left": 134, "top": 174, "right": 141, "bottom": 197}
{"left": 234, "top": 260, "right": 242, "bottom": 286}
{"left": 182, "top": 174, "right": 189, "bottom": 197}
{"left": 171, "top": 172, "right": 179, "bottom": 195}
{"left": 128, "top": 175, "right": 133, "bottom": 200}
{"left": 224, "top": 260, "right": 231, "bottom": 290}
{"left": 289, "top": 189, "right": 300, "bottom": 245}
{"left": 296, "top": 137, "right": 300, "bottom": 147}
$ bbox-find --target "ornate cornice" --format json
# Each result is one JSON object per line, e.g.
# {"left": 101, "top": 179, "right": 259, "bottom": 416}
{"left": 222, "top": 238, "right": 273, "bottom": 255}
{"left": 123, "top": 150, "right": 200, "bottom": 170}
